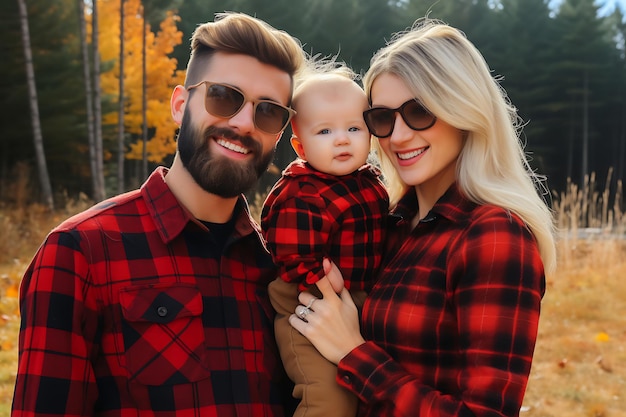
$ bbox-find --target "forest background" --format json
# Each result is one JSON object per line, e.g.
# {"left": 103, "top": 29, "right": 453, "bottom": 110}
{"left": 0, "top": 0, "right": 625, "bottom": 207}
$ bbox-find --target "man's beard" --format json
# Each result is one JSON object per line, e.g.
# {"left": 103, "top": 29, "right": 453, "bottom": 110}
{"left": 177, "top": 110, "right": 275, "bottom": 198}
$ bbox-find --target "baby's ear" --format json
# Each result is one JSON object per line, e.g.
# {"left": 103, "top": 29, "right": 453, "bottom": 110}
{"left": 290, "top": 135, "right": 306, "bottom": 159}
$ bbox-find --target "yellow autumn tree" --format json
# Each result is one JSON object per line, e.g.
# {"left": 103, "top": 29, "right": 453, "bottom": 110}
{"left": 98, "top": 0, "right": 185, "bottom": 163}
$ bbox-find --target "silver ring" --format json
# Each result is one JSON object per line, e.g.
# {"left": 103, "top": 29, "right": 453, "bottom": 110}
{"left": 295, "top": 305, "right": 310, "bottom": 319}
{"left": 306, "top": 297, "right": 318, "bottom": 310}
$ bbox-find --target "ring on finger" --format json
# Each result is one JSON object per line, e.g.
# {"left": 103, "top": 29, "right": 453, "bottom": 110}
{"left": 306, "top": 297, "right": 318, "bottom": 310}
{"left": 295, "top": 305, "right": 311, "bottom": 320}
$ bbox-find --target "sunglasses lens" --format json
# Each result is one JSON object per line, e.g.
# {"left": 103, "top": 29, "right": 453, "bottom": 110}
{"left": 255, "top": 102, "right": 291, "bottom": 134}
{"left": 205, "top": 84, "right": 244, "bottom": 117}
{"left": 364, "top": 108, "right": 395, "bottom": 137}
{"left": 198, "top": 82, "right": 291, "bottom": 134}
{"left": 364, "top": 99, "right": 436, "bottom": 137}
{"left": 403, "top": 100, "right": 435, "bottom": 130}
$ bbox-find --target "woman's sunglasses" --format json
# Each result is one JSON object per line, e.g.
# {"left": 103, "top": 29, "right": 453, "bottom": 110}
{"left": 187, "top": 81, "right": 296, "bottom": 135}
{"left": 363, "top": 98, "right": 437, "bottom": 138}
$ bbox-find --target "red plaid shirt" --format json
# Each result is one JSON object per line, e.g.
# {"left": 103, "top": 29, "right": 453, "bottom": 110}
{"left": 13, "top": 167, "right": 291, "bottom": 417}
{"left": 261, "top": 160, "right": 388, "bottom": 292}
{"left": 337, "top": 184, "right": 546, "bottom": 417}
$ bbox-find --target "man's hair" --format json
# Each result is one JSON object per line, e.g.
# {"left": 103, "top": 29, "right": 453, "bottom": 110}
{"left": 185, "top": 12, "right": 305, "bottom": 99}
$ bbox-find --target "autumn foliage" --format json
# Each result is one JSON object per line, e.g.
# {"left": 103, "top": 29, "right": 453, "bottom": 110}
{"left": 97, "top": 0, "right": 185, "bottom": 163}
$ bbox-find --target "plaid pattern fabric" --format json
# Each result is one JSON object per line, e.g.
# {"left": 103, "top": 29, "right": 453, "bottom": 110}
{"left": 336, "top": 184, "right": 546, "bottom": 416}
{"left": 261, "top": 160, "right": 389, "bottom": 292}
{"left": 12, "top": 167, "right": 290, "bottom": 417}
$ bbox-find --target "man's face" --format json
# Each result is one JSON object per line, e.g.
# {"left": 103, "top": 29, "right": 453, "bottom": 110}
{"left": 177, "top": 52, "right": 292, "bottom": 198}
{"left": 177, "top": 110, "right": 275, "bottom": 198}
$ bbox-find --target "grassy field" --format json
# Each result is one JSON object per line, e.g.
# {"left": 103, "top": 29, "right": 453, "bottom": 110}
{"left": 0, "top": 173, "right": 624, "bottom": 416}
{"left": 522, "top": 173, "right": 626, "bottom": 417}
{"left": 522, "top": 237, "right": 626, "bottom": 417}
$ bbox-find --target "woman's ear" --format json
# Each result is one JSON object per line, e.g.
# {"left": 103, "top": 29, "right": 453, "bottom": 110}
{"left": 290, "top": 135, "right": 306, "bottom": 159}
{"left": 170, "top": 85, "right": 188, "bottom": 126}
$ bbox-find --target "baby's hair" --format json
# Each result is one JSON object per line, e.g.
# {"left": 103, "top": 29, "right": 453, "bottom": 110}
{"left": 292, "top": 54, "right": 361, "bottom": 109}
{"left": 304, "top": 54, "right": 357, "bottom": 78}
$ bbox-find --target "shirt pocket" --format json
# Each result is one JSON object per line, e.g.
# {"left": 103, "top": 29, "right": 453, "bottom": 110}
{"left": 119, "top": 283, "right": 211, "bottom": 385}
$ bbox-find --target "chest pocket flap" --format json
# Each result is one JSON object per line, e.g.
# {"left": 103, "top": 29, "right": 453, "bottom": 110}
{"left": 118, "top": 283, "right": 209, "bottom": 385}
{"left": 120, "top": 283, "right": 203, "bottom": 324}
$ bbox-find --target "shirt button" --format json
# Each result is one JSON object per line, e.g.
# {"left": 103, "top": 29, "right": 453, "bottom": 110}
{"left": 157, "top": 306, "right": 168, "bottom": 317}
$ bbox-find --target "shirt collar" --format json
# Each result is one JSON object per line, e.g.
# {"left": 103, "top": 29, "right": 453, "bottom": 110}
{"left": 283, "top": 159, "right": 381, "bottom": 179}
{"left": 141, "top": 167, "right": 259, "bottom": 244}
{"left": 390, "top": 183, "right": 477, "bottom": 226}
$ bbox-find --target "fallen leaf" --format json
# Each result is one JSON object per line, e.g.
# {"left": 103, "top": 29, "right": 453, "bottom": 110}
{"left": 595, "top": 356, "right": 613, "bottom": 373}
{"left": 594, "top": 332, "right": 610, "bottom": 342}
{"left": 5, "top": 284, "right": 19, "bottom": 298}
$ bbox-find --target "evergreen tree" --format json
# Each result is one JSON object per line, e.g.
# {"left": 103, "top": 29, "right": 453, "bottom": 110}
{"left": 598, "top": 7, "right": 626, "bottom": 186}
{"left": 351, "top": 0, "right": 406, "bottom": 75}
{"left": 0, "top": 0, "right": 91, "bottom": 199}
{"left": 401, "top": 0, "right": 499, "bottom": 51}
{"left": 552, "top": 0, "right": 613, "bottom": 186}
{"left": 172, "top": 0, "right": 242, "bottom": 71}
{"left": 492, "top": 0, "right": 558, "bottom": 181}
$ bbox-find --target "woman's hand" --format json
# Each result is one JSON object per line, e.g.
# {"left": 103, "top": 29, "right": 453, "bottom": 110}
{"left": 289, "top": 259, "right": 366, "bottom": 364}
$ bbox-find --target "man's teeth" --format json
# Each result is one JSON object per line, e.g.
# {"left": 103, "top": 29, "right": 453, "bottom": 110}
{"left": 217, "top": 139, "right": 249, "bottom": 155}
{"left": 397, "top": 148, "right": 426, "bottom": 160}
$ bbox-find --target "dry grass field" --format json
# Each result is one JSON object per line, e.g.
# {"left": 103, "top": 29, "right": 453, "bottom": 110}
{"left": 0, "top": 172, "right": 624, "bottom": 416}
{"left": 522, "top": 173, "right": 626, "bottom": 417}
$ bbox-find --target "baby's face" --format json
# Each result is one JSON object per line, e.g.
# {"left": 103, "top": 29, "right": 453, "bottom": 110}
{"left": 293, "top": 81, "right": 371, "bottom": 176}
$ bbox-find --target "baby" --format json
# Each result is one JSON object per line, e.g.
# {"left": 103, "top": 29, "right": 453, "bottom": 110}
{"left": 261, "top": 64, "right": 389, "bottom": 417}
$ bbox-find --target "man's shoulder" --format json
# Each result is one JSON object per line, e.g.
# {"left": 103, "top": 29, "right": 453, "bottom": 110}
{"left": 53, "top": 189, "right": 144, "bottom": 233}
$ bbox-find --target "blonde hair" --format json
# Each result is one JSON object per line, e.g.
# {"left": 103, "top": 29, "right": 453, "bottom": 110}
{"left": 364, "top": 19, "right": 556, "bottom": 272}
{"left": 185, "top": 12, "right": 305, "bottom": 99}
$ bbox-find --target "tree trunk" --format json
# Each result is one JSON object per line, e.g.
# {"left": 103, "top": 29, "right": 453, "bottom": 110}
{"left": 92, "top": 0, "right": 106, "bottom": 201}
{"left": 117, "top": 0, "right": 126, "bottom": 193}
{"left": 17, "top": 0, "right": 54, "bottom": 210}
{"left": 581, "top": 69, "right": 589, "bottom": 184}
{"left": 618, "top": 64, "right": 626, "bottom": 184}
{"left": 142, "top": 5, "right": 148, "bottom": 180}
{"left": 78, "top": 0, "right": 98, "bottom": 201}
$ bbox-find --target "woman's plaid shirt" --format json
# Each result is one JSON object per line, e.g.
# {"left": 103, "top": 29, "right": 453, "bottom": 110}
{"left": 337, "top": 184, "right": 547, "bottom": 417}
{"left": 12, "top": 167, "right": 290, "bottom": 417}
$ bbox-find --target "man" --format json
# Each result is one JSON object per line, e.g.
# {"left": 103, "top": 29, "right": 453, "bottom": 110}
{"left": 12, "top": 12, "right": 305, "bottom": 417}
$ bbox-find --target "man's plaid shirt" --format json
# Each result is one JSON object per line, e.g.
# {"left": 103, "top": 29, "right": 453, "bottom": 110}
{"left": 12, "top": 167, "right": 290, "bottom": 417}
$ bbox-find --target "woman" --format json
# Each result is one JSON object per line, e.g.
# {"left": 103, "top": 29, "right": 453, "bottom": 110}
{"left": 289, "top": 18, "right": 556, "bottom": 417}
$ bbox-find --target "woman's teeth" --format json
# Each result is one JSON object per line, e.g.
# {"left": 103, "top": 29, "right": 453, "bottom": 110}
{"left": 397, "top": 147, "right": 426, "bottom": 160}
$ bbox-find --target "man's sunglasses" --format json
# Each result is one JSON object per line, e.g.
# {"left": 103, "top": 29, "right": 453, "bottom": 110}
{"left": 363, "top": 98, "right": 437, "bottom": 138}
{"left": 187, "top": 81, "right": 296, "bottom": 135}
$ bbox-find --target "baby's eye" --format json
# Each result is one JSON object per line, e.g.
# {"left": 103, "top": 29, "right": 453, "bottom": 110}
{"left": 318, "top": 128, "right": 331, "bottom": 135}
{"left": 348, "top": 126, "right": 361, "bottom": 132}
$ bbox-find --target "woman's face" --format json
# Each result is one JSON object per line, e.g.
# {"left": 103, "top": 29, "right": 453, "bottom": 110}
{"left": 370, "top": 73, "right": 464, "bottom": 197}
